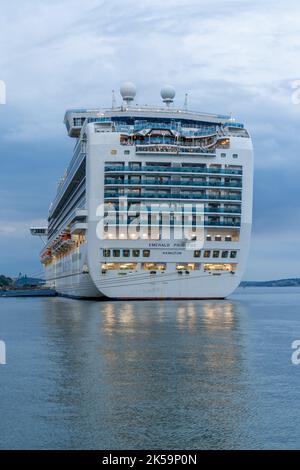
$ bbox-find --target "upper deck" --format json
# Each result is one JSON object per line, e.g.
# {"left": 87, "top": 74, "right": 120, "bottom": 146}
{"left": 64, "top": 82, "right": 246, "bottom": 138}
{"left": 64, "top": 107, "right": 246, "bottom": 138}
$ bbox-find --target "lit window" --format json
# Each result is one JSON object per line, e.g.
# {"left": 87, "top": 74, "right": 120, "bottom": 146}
{"left": 213, "top": 251, "right": 219, "bottom": 258}
{"left": 143, "top": 262, "right": 166, "bottom": 271}
{"left": 113, "top": 249, "right": 120, "bottom": 257}
{"left": 143, "top": 249, "right": 150, "bottom": 257}
{"left": 194, "top": 250, "right": 201, "bottom": 258}
{"left": 123, "top": 249, "right": 130, "bottom": 257}
{"left": 176, "top": 263, "right": 199, "bottom": 270}
{"left": 204, "top": 250, "right": 211, "bottom": 258}
{"left": 222, "top": 251, "right": 229, "bottom": 258}
{"left": 111, "top": 149, "right": 117, "bottom": 155}
{"left": 133, "top": 249, "right": 140, "bottom": 257}
{"left": 101, "top": 262, "right": 137, "bottom": 270}
{"left": 119, "top": 263, "right": 137, "bottom": 270}
{"left": 230, "top": 251, "right": 237, "bottom": 258}
{"left": 103, "top": 249, "right": 111, "bottom": 257}
{"left": 204, "top": 263, "right": 236, "bottom": 271}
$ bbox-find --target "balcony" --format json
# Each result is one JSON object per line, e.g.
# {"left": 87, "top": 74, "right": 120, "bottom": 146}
{"left": 104, "top": 179, "right": 242, "bottom": 189}
{"left": 104, "top": 192, "right": 242, "bottom": 202}
{"left": 104, "top": 165, "right": 242, "bottom": 176}
{"left": 135, "top": 144, "right": 216, "bottom": 155}
{"left": 70, "top": 222, "right": 87, "bottom": 235}
{"left": 106, "top": 220, "right": 241, "bottom": 228}
{"left": 105, "top": 206, "right": 241, "bottom": 215}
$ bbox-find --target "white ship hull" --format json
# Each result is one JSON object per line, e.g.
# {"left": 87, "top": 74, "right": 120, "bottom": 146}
{"left": 45, "top": 239, "right": 247, "bottom": 299}
{"left": 45, "top": 244, "right": 102, "bottom": 298}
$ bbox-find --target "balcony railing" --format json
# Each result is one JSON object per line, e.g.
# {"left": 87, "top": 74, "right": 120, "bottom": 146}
{"left": 105, "top": 220, "right": 241, "bottom": 228}
{"left": 105, "top": 165, "right": 242, "bottom": 176}
{"left": 105, "top": 206, "right": 241, "bottom": 214}
{"left": 104, "top": 192, "right": 242, "bottom": 201}
{"left": 135, "top": 144, "right": 216, "bottom": 155}
{"left": 104, "top": 179, "right": 242, "bottom": 189}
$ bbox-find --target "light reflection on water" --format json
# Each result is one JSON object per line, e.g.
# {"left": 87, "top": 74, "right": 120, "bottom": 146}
{"left": 1, "top": 288, "right": 300, "bottom": 449}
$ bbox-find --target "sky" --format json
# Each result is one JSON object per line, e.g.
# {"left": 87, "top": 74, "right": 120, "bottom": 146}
{"left": 0, "top": 0, "right": 300, "bottom": 280}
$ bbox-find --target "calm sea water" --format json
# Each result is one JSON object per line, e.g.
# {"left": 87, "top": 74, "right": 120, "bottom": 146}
{"left": 0, "top": 287, "right": 300, "bottom": 450}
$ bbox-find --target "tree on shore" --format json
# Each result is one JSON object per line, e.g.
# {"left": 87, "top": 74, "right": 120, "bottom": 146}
{"left": 0, "top": 275, "right": 13, "bottom": 288}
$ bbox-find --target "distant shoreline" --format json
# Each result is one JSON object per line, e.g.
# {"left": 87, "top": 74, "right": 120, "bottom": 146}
{"left": 240, "top": 278, "right": 300, "bottom": 287}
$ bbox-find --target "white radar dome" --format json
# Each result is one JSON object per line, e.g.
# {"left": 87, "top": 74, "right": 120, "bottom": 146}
{"left": 120, "top": 82, "right": 137, "bottom": 103}
{"left": 161, "top": 85, "right": 176, "bottom": 105}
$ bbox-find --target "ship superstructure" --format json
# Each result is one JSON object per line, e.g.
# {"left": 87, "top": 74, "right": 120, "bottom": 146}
{"left": 32, "top": 83, "right": 253, "bottom": 298}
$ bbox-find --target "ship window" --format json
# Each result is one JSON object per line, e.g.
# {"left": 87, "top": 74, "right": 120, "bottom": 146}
{"left": 221, "top": 153, "right": 226, "bottom": 158}
{"left": 123, "top": 249, "right": 130, "bottom": 257}
{"left": 143, "top": 262, "right": 166, "bottom": 271}
{"left": 133, "top": 249, "right": 140, "bottom": 257}
{"left": 103, "top": 249, "right": 111, "bottom": 257}
{"left": 101, "top": 262, "right": 138, "bottom": 270}
{"left": 129, "top": 162, "right": 141, "bottom": 170}
{"left": 119, "top": 263, "right": 137, "bottom": 270}
{"left": 225, "top": 235, "right": 232, "bottom": 241}
{"left": 222, "top": 251, "right": 229, "bottom": 258}
{"left": 233, "top": 153, "right": 238, "bottom": 158}
{"left": 74, "top": 117, "right": 85, "bottom": 126}
{"left": 194, "top": 250, "right": 201, "bottom": 258}
{"left": 105, "top": 161, "right": 124, "bottom": 168}
{"left": 143, "top": 249, "right": 150, "bottom": 257}
{"left": 213, "top": 251, "right": 220, "bottom": 258}
{"left": 176, "top": 263, "right": 200, "bottom": 270}
{"left": 204, "top": 263, "right": 236, "bottom": 271}
{"left": 215, "top": 235, "right": 222, "bottom": 241}
{"left": 206, "top": 235, "right": 212, "bottom": 241}
{"left": 111, "top": 149, "right": 117, "bottom": 155}
{"left": 204, "top": 250, "right": 211, "bottom": 258}
{"left": 113, "top": 249, "right": 120, "bottom": 257}
{"left": 124, "top": 150, "right": 130, "bottom": 155}
{"left": 230, "top": 250, "right": 237, "bottom": 258}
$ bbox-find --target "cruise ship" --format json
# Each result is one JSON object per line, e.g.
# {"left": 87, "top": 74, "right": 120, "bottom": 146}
{"left": 31, "top": 83, "right": 253, "bottom": 299}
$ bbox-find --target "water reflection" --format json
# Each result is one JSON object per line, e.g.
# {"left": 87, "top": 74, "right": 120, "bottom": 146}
{"left": 3, "top": 290, "right": 300, "bottom": 449}
{"left": 203, "top": 302, "right": 234, "bottom": 327}
{"left": 38, "top": 298, "right": 251, "bottom": 449}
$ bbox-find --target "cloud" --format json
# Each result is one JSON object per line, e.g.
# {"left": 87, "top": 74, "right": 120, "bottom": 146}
{"left": 0, "top": 0, "right": 300, "bottom": 277}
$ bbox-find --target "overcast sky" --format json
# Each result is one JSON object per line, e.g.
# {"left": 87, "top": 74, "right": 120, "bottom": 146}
{"left": 0, "top": 0, "right": 300, "bottom": 280}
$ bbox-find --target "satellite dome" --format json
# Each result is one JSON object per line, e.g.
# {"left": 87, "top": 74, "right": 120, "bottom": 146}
{"left": 120, "top": 82, "right": 136, "bottom": 104}
{"left": 161, "top": 85, "right": 176, "bottom": 105}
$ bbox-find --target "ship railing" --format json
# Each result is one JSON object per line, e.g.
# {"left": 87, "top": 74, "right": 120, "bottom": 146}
{"left": 104, "top": 179, "right": 242, "bottom": 188}
{"left": 105, "top": 221, "right": 241, "bottom": 228}
{"left": 104, "top": 165, "right": 242, "bottom": 175}
{"left": 134, "top": 122, "right": 181, "bottom": 132}
{"left": 50, "top": 150, "right": 86, "bottom": 217}
{"left": 104, "top": 192, "right": 242, "bottom": 201}
{"left": 105, "top": 206, "right": 242, "bottom": 214}
{"left": 135, "top": 144, "right": 216, "bottom": 155}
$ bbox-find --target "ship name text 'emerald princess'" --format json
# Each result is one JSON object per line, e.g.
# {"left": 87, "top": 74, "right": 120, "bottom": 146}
{"left": 31, "top": 83, "right": 253, "bottom": 299}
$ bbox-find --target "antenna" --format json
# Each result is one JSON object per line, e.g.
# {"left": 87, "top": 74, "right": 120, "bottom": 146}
{"left": 112, "top": 89, "right": 116, "bottom": 109}
{"left": 184, "top": 93, "right": 188, "bottom": 111}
